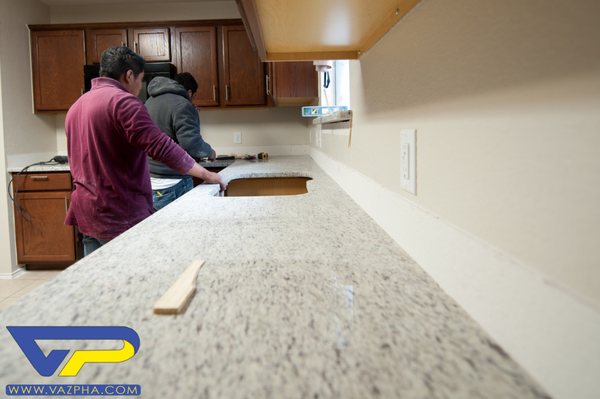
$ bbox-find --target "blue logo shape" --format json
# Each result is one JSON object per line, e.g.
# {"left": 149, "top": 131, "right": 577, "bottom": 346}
{"left": 7, "top": 326, "right": 140, "bottom": 377}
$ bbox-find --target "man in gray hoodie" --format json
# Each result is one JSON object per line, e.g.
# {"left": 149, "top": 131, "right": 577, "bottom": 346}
{"left": 145, "top": 73, "right": 217, "bottom": 210}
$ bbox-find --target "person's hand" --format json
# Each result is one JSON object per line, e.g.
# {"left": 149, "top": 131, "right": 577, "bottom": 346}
{"left": 218, "top": 178, "right": 227, "bottom": 192}
{"left": 207, "top": 171, "right": 227, "bottom": 192}
{"left": 208, "top": 149, "right": 217, "bottom": 161}
{"left": 187, "top": 163, "right": 226, "bottom": 191}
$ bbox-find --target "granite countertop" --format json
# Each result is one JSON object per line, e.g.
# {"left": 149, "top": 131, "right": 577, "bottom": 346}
{"left": 0, "top": 156, "right": 550, "bottom": 398}
{"left": 7, "top": 163, "right": 70, "bottom": 173}
{"left": 7, "top": 159, "right": 231, "bottom": 173}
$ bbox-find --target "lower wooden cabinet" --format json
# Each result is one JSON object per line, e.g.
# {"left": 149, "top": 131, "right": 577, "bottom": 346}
{"left": 12, "top": 172, "right": 78, "bottom": 267}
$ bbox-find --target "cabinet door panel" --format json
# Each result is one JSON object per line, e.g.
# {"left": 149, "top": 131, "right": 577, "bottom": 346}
{"left": 86, "top": 28, "right": 128, "bottom": 64}
{"left": 14, "top": 192, "right": 76, "bottom": 264}
{"left": 272, "top": 62, "right": 318, "bottom": 98}
{"left": 221, "top": 25, "right": 265, "bottom": 106}
{"left": 31, "top": 30, "right": 85, "bottom": 111}
{"left": 175, "top": 26, "right": 218, "bottom": 106}
{"left": 132, "top": 28, "right": 170, "bottom": 61}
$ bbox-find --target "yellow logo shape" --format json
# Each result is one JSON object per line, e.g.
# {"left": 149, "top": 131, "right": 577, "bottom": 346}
{"left": 59, "top": 340, "right": 136, "bottom": 377}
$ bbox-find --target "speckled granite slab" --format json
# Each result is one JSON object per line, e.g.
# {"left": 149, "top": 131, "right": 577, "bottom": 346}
{"left": 7, "top": 163, "right": 70, "bottom": 173}
{"left": 0, "top": 156, "right": 550, "bottom": 398}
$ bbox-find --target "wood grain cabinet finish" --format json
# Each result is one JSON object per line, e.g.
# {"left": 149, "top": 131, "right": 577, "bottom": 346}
{"left": 29, "top": 20, "right": 273, "bottom": 111}
{"left": 86, "top": 28, "right": 128, "bottom": 64}
{"left": 30, "top": 29, "right": 85, "bottom": 112}
{"left": 174, "top": 26, "right": 219, "bottom": 107}
{"left": 13, "top": 172, "right": 77, "bottom": 266}
{"left": 131, "top": 27, "right": 171, "bottom": 62}
{"left": 220, "top": 24, "right": 265, "bottom": 106}
{"left": 268, "top": 61, "right": 318, "bottom": 106}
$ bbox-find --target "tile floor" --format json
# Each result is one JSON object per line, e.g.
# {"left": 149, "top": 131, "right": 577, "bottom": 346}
{"left": 0, "top": 270, "right": 62, "bottom": 310}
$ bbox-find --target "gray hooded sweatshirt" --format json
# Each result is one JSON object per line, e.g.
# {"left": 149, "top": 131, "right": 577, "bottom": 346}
{"left": 145, "top": 76, "right": 213, "bottom": 178}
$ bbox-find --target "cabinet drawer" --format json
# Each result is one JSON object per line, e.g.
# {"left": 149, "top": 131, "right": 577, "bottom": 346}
{"left": 13, "top": 172, "right": 72, "bottom": 192}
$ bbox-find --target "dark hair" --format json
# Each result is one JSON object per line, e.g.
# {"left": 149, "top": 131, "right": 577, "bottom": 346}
{"left": 99, "top": 46, "right": 145, "bottom": 80}
{"left": 174, "top": 72, "right": 198, "bottom": 94}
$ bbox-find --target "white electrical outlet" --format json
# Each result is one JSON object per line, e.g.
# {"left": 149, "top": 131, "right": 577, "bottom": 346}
{"left": 233, "top": 131, "right": 242, "bottom": 144}
{"left": 400, "top": 129, "right": 416, "bottom": 195}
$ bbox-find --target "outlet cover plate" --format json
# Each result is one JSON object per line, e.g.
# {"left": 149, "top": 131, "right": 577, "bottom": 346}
{"left": 400, "top": 129, "right": 416, "bottom": 195}
{"left": 233, "top": 131, "right": 242, "bottom": 144}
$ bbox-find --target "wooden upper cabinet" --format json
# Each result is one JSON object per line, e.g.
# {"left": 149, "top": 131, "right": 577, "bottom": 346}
{"left": 268, "top": 61, "right": 318, "bottom": 106}
{"left": 28, "top": 21, "right": 281, "bottom": 112}
{"left": 174, "top": 26, "right": 219, "bottom": 107}
{"left": 131, "top": 27, "right": 171, "bottom": 61}
{"left": 220, "top": 24, "right": 265, "bottom": 106}
{"left": 30, "top": 29, "right": 85, "bottom": 112}
{"left": 86, "top": 28, "right": 128, "bottom": 64}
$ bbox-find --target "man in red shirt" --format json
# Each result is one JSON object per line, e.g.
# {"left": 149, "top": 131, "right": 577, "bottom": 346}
{"left": 65, "top": 46, "right": 226, "bottom": 256}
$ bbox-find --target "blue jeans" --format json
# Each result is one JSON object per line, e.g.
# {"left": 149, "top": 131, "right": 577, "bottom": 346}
{"left": 152, "top": 177, "right": 194, "bottom": 211}
{"left": 82, "top": 235, "right": 110, "bottom": 257}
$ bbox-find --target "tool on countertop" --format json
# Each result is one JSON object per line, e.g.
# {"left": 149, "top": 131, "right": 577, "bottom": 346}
{"left": 257, "top": 152, "right": 269, "bottom": 160}
{"left": 153, "top": 259, "right": 205, "bottom": 315}
{"left": 215, "top": 155, "right": 235, "bottom": 160}
{"left": 52, "top": 155, "right": 69, "bottom": 164}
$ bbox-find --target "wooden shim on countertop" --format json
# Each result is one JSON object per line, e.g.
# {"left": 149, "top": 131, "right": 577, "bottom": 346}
{"left": 153, "top": 259, "right": 205, "bottom": 315}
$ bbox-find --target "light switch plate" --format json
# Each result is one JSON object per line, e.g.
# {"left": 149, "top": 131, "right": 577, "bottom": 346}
{"left": 233, "top": 131, "right": 242, "bottom": 144}
{"left": 400, "top": 129, "right": 416, "bottom": 195}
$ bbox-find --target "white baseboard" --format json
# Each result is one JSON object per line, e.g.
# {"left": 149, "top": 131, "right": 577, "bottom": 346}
{"left": 310, "top": 148, "right": 600, "bottom": 399}
{"left": 0, "top": 267, "right": 25, "bottom": 280}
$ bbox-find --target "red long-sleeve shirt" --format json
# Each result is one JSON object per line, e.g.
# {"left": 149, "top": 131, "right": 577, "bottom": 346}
{"left": 65, "top": 77, "right": 195, "bottom": 240}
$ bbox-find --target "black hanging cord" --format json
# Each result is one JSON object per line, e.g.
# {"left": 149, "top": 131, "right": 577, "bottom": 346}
{"left": 7, "top": 157, "right": 66, "bottom": 208}
{"left": 323, "top": 71, "right": 331, "bottom": 89}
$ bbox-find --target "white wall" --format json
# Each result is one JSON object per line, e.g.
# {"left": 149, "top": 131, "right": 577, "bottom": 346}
{"left": 55, "top": 107, "right": 311, "bottom": 156}
{"left": 310, "top": 0, "right": 600, "bottom": 397}
{"left": 1, "top": 0, "right": 56, "bottom": 167}
{"left": 0, "top": 0, "right": 55, "bottom": 277}
{"left": 0, "top": 15, "right": 9, "bottom": 276}
{"left": 51, "top": 0, "right": 310, "bottom": 157}
{"left": 316, "top": 0, "right": 600, "bottom": 308}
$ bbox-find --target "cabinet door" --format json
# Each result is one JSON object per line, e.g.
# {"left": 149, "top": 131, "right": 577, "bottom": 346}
{"left": 31, "top": 30, "right": 85, "bottom": 112}
{"left": 220, "top": 25, "right": 265, "bottom": 106}
{"left": 14, "top": 191, "right": 76, "bottom": 264}
{"left": 271, "top": 61, "right": 318, "bottom": 105}
{"left": 174, "top": 26, "right": 219, "bottom": 107}
{"left": 86, "top": 28, "right": 128, "bottom": 64}
{"left": 131, "top": 28, "right": 170, "bottom": 61}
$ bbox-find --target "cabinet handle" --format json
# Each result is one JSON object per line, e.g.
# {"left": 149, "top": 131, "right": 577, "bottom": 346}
{"left": 134, "top": 41, "right": 138, "bottom": 52}
{"left": 64, "top": 197, "right": 69, "bottom": 214}
{"left": 212, "top": 85, "right": 217, "bottom": 102}
{"left": 265, "top": 75, "right": 270, "bottom": 96}
{"left": 122, "top": 42, "right": 126, "bottom": 47}
{"left": 30, "top": 175, "right": 49, "bottom": 180}
{"left": 80, "top": 88, "right": 84, "bottom": 95}
{"left": 225, "top": 84, "right": 230, "bottom": 102}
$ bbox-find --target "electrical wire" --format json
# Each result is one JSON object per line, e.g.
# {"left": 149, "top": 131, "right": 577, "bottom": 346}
{"left": 7, "top": 157, "right": 64, "bottom": 203}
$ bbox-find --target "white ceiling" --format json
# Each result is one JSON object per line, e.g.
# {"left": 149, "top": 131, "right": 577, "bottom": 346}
{"left": 39, "top": 0, "right": 230, "bottom": 6}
